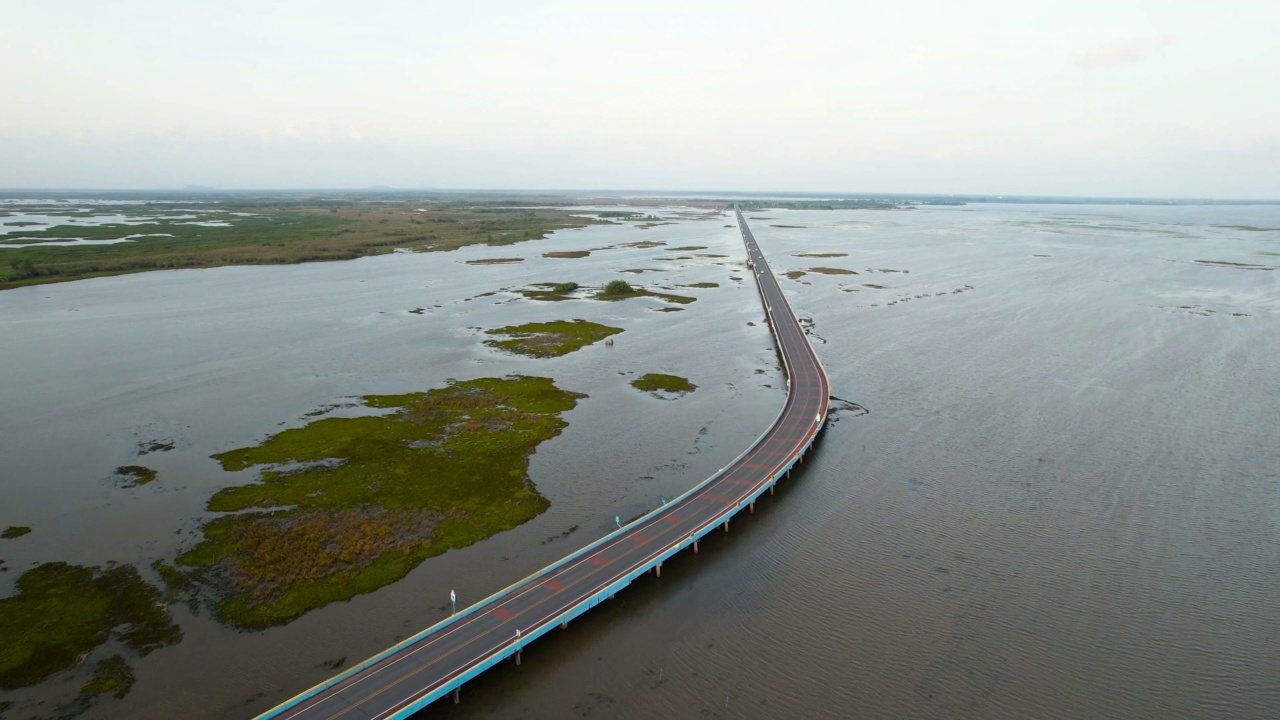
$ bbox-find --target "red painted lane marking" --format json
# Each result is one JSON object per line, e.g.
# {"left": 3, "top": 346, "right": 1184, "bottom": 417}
{"left": 586, "top": 554, "right": 609, "bottom": 566}
{"left": 663, "top": 514, "right": 682, "bottom": 523}
{"left": 544, "top": 579, "right": 566, "bottom": 592}
{"left": 703, "top": 495, "right": 734, "bottom": 505}
{"left": 491, "top": 607, "right": 514, "bottom": 621}
{"left": 630, "top": 533, "right": 650, "bottom": 543}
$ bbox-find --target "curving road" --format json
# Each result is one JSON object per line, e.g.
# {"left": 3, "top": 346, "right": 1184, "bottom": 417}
{"left": 255, "top": 206, "right": 829, "bottom": 720}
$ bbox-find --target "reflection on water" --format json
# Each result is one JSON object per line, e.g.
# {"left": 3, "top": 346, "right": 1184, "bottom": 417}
{"left": 1, "top": 203, "right": 1278, "bottom": 719}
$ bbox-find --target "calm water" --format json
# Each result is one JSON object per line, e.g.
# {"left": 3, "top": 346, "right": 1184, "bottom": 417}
{"left": 2, "top": 203, "right": 1278, "bottom": 719}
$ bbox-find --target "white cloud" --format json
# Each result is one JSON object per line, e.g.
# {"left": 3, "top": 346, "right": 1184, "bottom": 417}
{"left": 1072, "top": 36, "right": 1174, "bottom": 69}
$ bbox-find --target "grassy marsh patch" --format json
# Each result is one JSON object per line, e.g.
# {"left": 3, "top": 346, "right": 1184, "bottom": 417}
{"left": 684, "top": 282, "right": 719, "bottom": 288}
{"left": 809, "top": 267, "right": 857, "bottom": 275}
{"left": 793, "top": 252, "right": 848, "bottom": 258}
{"left": 2, "top": 526, "right": 31, "bottom": 539}
{"left": 0, "top": 563, "right": 180, "bottom": 689}
{"left": 178, "top": 376, "right": 584, "bottom": 628}
{"left": 484, "top": 320, "right": 623, "bottom": 358}
{"left": 80, "top": 654, "right": 135, "bottom": 700}
{"left": 595, "top": 280, "right": 695, "bottom": 305}
{"left": 466, "top": 257, "right": 523, "bottom": 265}
{"left": 0, "top": 200, "right": 603, "bottom": 291}
{"left": 784, "top": 270, "right": 807, "bottom": 280}
{"left": 630, "top": 373, "right": 697, "bottom": 398}
{"left": 665, "top": 246, "right": 708, "bottom": 251}
{"left": 517, "top": 282, "right": 579, "bottom": 302}
{"left": 543, "top": 250, "right": 590, "bottom": 259}
{"left": 115, "top": 465, "right": 157, "bottom": 487}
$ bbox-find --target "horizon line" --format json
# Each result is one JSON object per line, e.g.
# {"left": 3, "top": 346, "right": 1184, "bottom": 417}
{"left": 2, "top": 187, "right": 1279, "bottom": 204}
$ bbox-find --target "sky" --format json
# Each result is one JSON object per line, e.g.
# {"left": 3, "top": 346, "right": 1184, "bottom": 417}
{"left": 2, "top": 0, "right": 1278, "bottom": 197}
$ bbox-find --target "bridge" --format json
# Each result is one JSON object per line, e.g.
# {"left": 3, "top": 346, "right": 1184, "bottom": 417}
{"left": 255, "top": 206, "right": 830, "bottom": 720}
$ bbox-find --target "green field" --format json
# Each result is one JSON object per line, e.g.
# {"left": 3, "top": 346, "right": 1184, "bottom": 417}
{"left": 0, "top": 195, "right": 609, "bottom": 291}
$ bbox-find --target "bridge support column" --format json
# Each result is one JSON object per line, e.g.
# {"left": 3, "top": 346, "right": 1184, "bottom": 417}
{"left": 723, "top": 520, "right": 730, "bottom": 533}
{"left": 749, "top": 501, "right": 754, "bottom": 513}
{"left": 516, "top": 650, "right": 522, "bottom": 666}
{"left": 693, "top": 540, "right": 699, "bottom": 553}
{"left": 560, "top": 621, "right": 567, "bottom": 630}
{"left": 453, "top": 688, "right": 460, "bottom": 704}
{"left": 770, "top": 484, "right": 775, "bottom": 495}
{"left": 656, "top": 563, "right": 662, "bottom": 578}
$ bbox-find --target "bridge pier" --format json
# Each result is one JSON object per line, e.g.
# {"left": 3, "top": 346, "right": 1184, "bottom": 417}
{"left": 453, "top": 688, "right": 460, "bottom": 704}
{"left": 749, "top": 501, "right": 755, "bottom": 513}
{"left": 560, "top": 621, "right": 568, "bottom": 630}
{"left": 515, "top": 650, "right": 522, "bottom": 666}
{"left": 770, "top": 484, "right": 775, "bottom": 495}
{"left": 656, "top": 563, "right": 662, "bottom": 578}
{"left": 723, "top": 520, "right": 730, "bottom": 533}
{"left": 693, "top": 540, "right": 699, "bottom": 553}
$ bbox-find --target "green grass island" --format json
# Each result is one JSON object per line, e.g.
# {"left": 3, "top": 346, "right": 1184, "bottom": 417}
{"left": 516, "top": 282, "right": 580, "bottom": 302}
{"left": 594, "top": 279, "right": 695, "bottom": 305}
{"left": 630, "top": 373, "right": 698, "bottom": 398}
{"left": 0, "top": 199, "right": 614, "bottom": 291}
{"left": 173, "top": 376, "right": 586, "bottom": 629}
{"left": 484, "top": 319, "right": 623, "bottom": 358}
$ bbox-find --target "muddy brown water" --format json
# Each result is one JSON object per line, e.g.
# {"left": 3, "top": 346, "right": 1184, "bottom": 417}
{"left": 2, "top": 203, "right": 1279, "bottom": 719}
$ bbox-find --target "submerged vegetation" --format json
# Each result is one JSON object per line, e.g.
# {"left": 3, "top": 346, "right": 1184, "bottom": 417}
{"left": 1, "top": 526, "right": 31, "bottom": 539}
{"left": 630, "top": 373, "right": 697, "bottom": 398}
{"left": 80, "top": 654, "right": 135, "bottom": 700}
{"left": 0, "top": 563, "right": 181, "bottom": 690}
{"left": 176, "top": 376, "right": 585, "bottom": 628}
{"left": 809, "top": 267, "right": 858, "bottom": 275}
{"left": 0, "top": 195, "right": 607, "bottom": 291}
{"left": 115, "top": 465, "right": 157, "bottom": 487}
{"left": 1195, "top": 259, "right": 1278, "bottom": 270}
{"left": 484, "top": 320, "right": 623, "bottom": 358}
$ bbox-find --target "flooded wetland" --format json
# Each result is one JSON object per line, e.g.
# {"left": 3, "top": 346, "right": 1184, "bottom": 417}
{"left": 2, "top": 198, "right": 1279, "bottom": 719}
